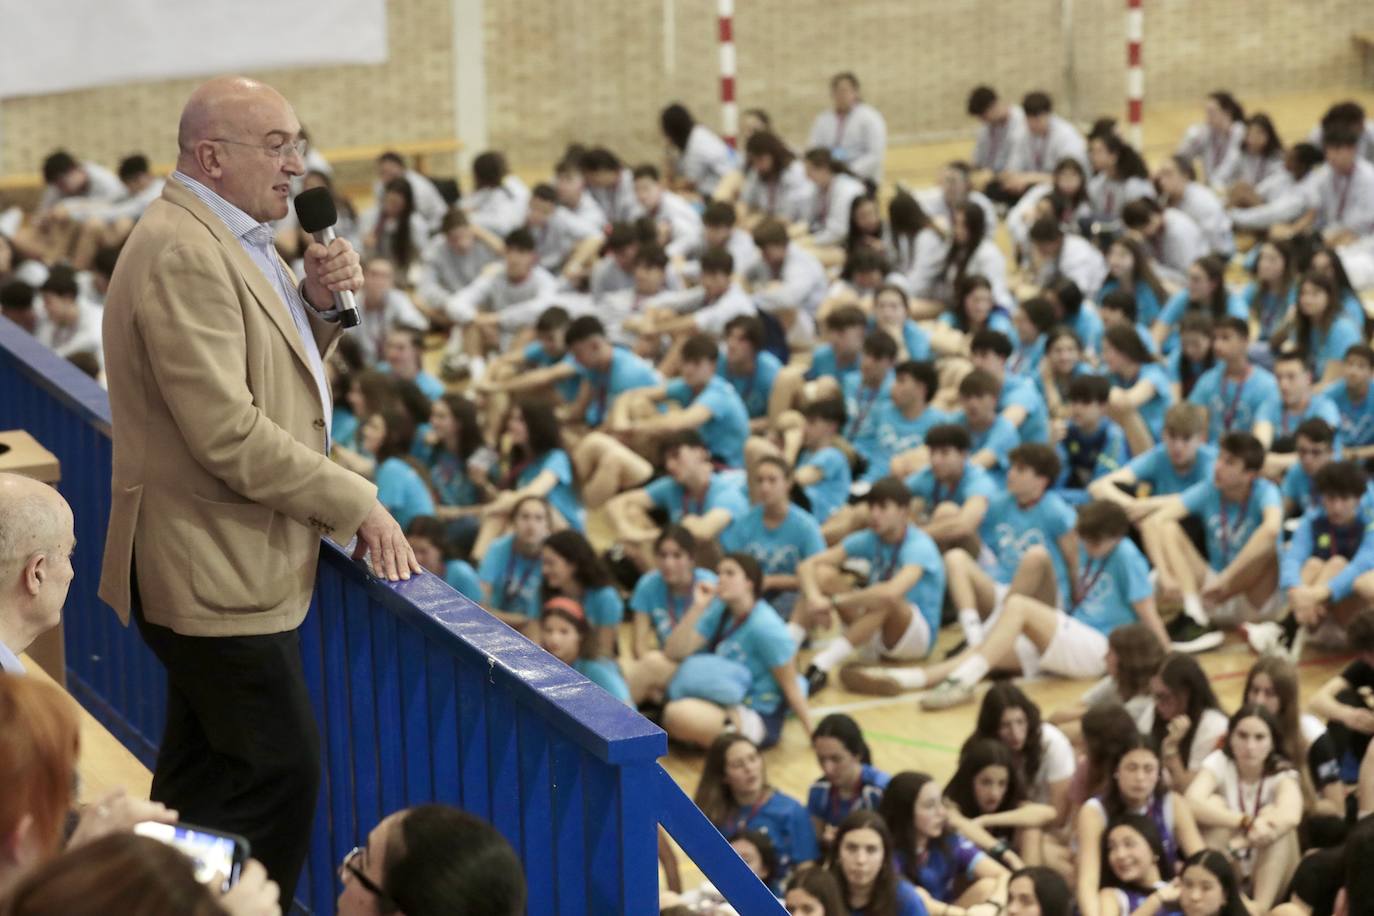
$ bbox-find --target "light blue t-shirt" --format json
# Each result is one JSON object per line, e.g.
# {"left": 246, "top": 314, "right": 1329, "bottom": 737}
{"left": 694, "top": 598, "right": 797, "bottom": 714}
{"left": 1241, "top": 281, "right": 1295, "bottom": 341}
{"left": 1156, "top": 290, "right": 1249, "bottom": 353}
{"left": 1260, "top": 393, "right": 1342, "bottom": 444}
{"left": 1071, "top": 306, "right": 1106, "bottom": 358}
{"left": 843, "top": 372, "right": 895, "bottom": 446}
{"left": 477, "top": 534, "right": 543, "bottom": 617}
{"left": 1109, "top": 362, "right": 1174, "bottom": 440}
{"left": 665, "top": 375, "right": 751, "bottom": 468}
{"left": 804, "top": 343, "right": 861, "bottom": 387}
{"left": 646, "top": 471, "right": 750, "bottom": 525}
{"left": 375, "top": 456, "right": 435, "bottom": 529}
{"left": 1179, "top": 477, "right": 1282, "bottom": 570}
{"left": 573, "top": 658, "right": 632, "bottom": 703}
{"left": 518, "top": 449, "right": 585, "bottom": 532}
{"left": 580, "top": 584, "right": 625, "bottom": 629}
{"left": 840, "top": 524, "right": 947, "bottom": 640}
{"left": 1280, "top": 461, "right": 1318, "bottom": 514}
{"left": 444, "top": 559, "right": 483, "bottom": 602}
{"left": 630, "top": 568, "right": 719, "bottom": 645}
{"left": 999, "top": 374, "right": 1051, "bottom": 444}
{"left": 576, "top": 346, "right": 661, "bottom": 427}
{"left": 422, "top": 446, "right": 480, "bottom": 508}
{"left": 717, "top": 350, "right": 783, "bottom": 419}
{"left": 1326, "top": 379, "right": 1374, "bottom": 448}
{"left": 906, "top": 462, "right": 998, "bottom": 506}
{"left": 857, "top": 403, "right": 953, "bottom": 482}
{"left": 721, "top": 504, "right": 826, "bottom": 581}
{"left": 523, "top": 341, "right": 583, "bottom": 402}
{"left": 1124, "top": 443, "right": 1217, "bottom": 496}
{"left": 1068, "top": 538, "right": 1152, "bottom": 635}
{"left": 1100, "top": 277, "right": 1165, "bottom": 326}
{"left": 1305, "top": 317, "right": 1363, "bottom": 380}
{"left": 978, "top": 491, "right": 1077, "bottom": 592}
{"left": 332, "top": 408, "right": 360, "bottom": 452}
{"left": 1187, "top": 364, "right": 1282, "bottom": 443}
{"left": 797, "top": 446, "right": 852, "bottom": 523}
{"left": 951, "top": 412, "right": 1021, "bottom": 486}
{"left": 898, "top": 319, "right": 933, "bottom": 361}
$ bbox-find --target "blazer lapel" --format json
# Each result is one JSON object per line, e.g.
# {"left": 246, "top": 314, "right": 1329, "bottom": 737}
{"left": 160, "top": 180, "right": 316, "bottom": 377}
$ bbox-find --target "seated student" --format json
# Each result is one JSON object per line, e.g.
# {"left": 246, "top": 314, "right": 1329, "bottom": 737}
{"left": 745, "top": 218, "right": 829, "bottom": 347}
{"left": 35, "top": 266, "right": 102, "bottom": 367}
{"left": 354, "top": 257, "right": 429, "bottom": 363}
{"left": 1282, "top": 125, "right": 1374, "bottom": 260}
{"left": 1038, "top": 328, "right": 1094, "bottom": 421}
{"left": 1327, "top": 344, "right": 1374, "bottom": 463}
{"left": 1244, "top": 656, "right": 1344, "bottom": 819}
{"left": 379, "top": 328, "right": 443, "bottom": 401}
{"left": 588, "top": 222, "right": 641, "bottom": 299}
{"left": 562, "top": 314, "right": 661, "bottom": 429}
{"left": 916, "top": 161, "right": 1000, "bottom": 252}
{"left": 1306, "top": 244, "right": 1368, "bottom": 330}
{"left": 366, "top": 176, "right": 431, "bottom": 273}
{"left": 1184, "top": 706, "right": 1304, "bottom": 913}
{"left": 973, "top": 684, "right": 1078, "bottom": 824}
{"left": 1028, "top": 217, "right": 1108, "bottom": 298}
{"left": 660, "top": 103, "right": 737, "bottom": 200}
{"left": 1278, "top": 418, "right": 1339, "bottom": 518}
{"left": 477, "top": 494, "right": 551, "bottom": 636}
{"left": 540, "top": 595, "right": 631, "bottom": 704}
{"left": 807, "top": 714, "right": 892, "bottom": 844}
{"left": 793, "top": 398, "right": 856, "bottom": 525}
{"left": 807, "top": 72, "right": 888, "bottom": 185}
{"left": 632, "top": 164, "right": 704, "bottom": 260}
{"left": 1175, "top": 91, "right": 1246, "bottom": 186}
{"left": 1044, "top": 277, "right": 1106, "bottom": 362}
{"left": 740, "top": 131, "right": 815, "bottom": 228}
{"left": 1056, "top": 376, "right": 1130, "bottom": 505}
{"left": 1090, "top": 402, "right": 1216, "bottom": 522}
{"left": 966, "top": 85, "right": 1028, "bottom": 194}
{"left": 415, "top": 209, "right": 501, "bottom": 314}
{"left": 943, "top": 738, "right": 1058, "bottom": 870}
{"left": 463, "top": 150, "right": 529, "bottom": 237}
{"left": 554, "top": 152, "right": 609, "bottom": 229}
{"left": 1007, "top": 298, "right": 1060, "bottom": 382}
{"left": 1282, "top": 460, "right": 1374, "bottom": 636}
{"left": 595, "top": 244, "right": 676, "bottom": 350}
{"left": 1047, "top": 623, "right": 1164, "bottom": 740}
{"left": 525, "top": 182, "right": 602, "bottom": 278}
{"left": 768, "top": 305, "right": 867, "bottom": 427}
{"left": 1100, "top": 236, "right": 1168, "bottom": 327}
{"left": 629, "top": 248, "right": 754, "bottom": 341}
{"left": 445, "top": 228, "right": 558, "bottom": 357}
{"left": 1150, "top": 255, "right": 1246, "bottom": 356}
{"left": 579, "top": 147, "right": 641, "bottom": 224}
{"left": 476, "top": 307, "right": 582, "bottom": 440}
{"left": 406, "top": 515, "right": 482, "bottom": 602}
{"left": 610, "top": 333, "right": 750, "bottom": 468}
{"left": 971, "top": 330, "right": 1052, "bottom": 445}
{"left": 1309, "top": 609, "right": 1374, "bottom": 813}
{"left": 841, "top": 330, "right": 897, "bottom": 455}
{"left": 1146, "top": 652, "right": 1231, "bottom": 790}
{"left": 940, "top": 204, "right": 1013, "bottom": 312}
{"left": 856, "top": 359, "right": 949, "bottom": 483}
{"left": 1120, "top": 198, "right": 1207, "bottom": 290}
{"left": 718, "top": 314, "right": 782, "bottom": 431}
{"left": 1102, "top": 323, "right": 1174, "bottom": 456}
{"left": 1262, "top": 351, "right": 1342, "bottom": 479}
{"left": 689, "top": 201, "right": 761, "bottom": 279}
{"left": 1141, "top": 431, "right": 1281, "bottom": 643}
{"left": 931, "top": 275, "right": 1015, "bottom": 359}
{"left": 881, "top": 771, "right": 1011, "bottom": 912}
{"left": 722, "top": 457, "right": 827, "bottom": 621}
{"left": 606, "top": 430, "right": 749, "bottom": 569}
{"left": 1241, "top": 239, "right": 1297, "bottom": 348}
{"left": 885, "top": 191, "right": 950, "bottom": 301}
{"left": 1086, "top": 132, "right": 1155, "bottom": 226}
{"left": 1097, "top": 288, "right": 1157, "bottom": 359}
{"left": 949, "top": 370, "right": 1023, "bottom": 487}
{"left": 1166, "top": 313, "right": 1216, "bottom": 404}
{"left": 907, "top": 424, "right": 998, "bottom": 550}
{"left": 358, "top": 409, "right": 435, "bottom": 529}
{"left": 622, "top": 526, "right": 717, "bottom": 705}
{"left": 1001, "top": 90, "right": 1090, "bottom": 195}
{"left": 693, "top": 734, "right": 819, "bottom": 889}
{"left": 371, "top": 150, "right": 447, "bottom": 232}
{"left": 474, "top": 399, "right": 583, "bottom": 557}
{"left": 1280, "top": 271, "right": 1364, "bottom": 386}
{"left": 661, "top": 553, "right": 811, "bottom": 749}
{"left": 1007, "top": 157, "right": 1092, "bottom": 257}
{"left": 794, "top": 476, "right": 947, "bottom": 693}
{"left": 818, "top": 247, "right": 892, "bottom": 321}
{"left": 803, "top": 149, "right": 869, "bottom": 252}
{"left": 1229, "top": 141, "right": 1327, "bottom": 235}
{"left": 1154, "top": 156, "right": 1234, "bottom": 258}
{"left": 539, "top": 530, "right": 624, "bottom": 657}
{"left": 1186, "top": 316, "right": 1279, "bottom": 446}
{"left": 828, "top": 811, "right": 928, "bottom": 916}
{"left": 872, "top": 283, "right": 934, "bottom": 363}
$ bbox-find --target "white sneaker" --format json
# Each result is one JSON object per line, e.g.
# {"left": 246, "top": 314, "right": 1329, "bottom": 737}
{"left": 1241, "top": 621, "right": 1285, "bottom": 657}
{"left": 958, "top": 608, "right": 986, "bottom": 648}
{"left": 919, "top": 678, "right": 976, "bottom": 711}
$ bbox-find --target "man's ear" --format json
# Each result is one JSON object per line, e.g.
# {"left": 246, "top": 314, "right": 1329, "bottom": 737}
{"left": 23, "top": 552, "right": 46, "bottom": 597}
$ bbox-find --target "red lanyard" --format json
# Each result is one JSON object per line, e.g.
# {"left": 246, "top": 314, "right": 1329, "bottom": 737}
{"left": 932, "top": 471, "right": 962, "bottom": 506}
{"left": 1333, "top": 171, "right": 1354, "bottom": 221}
{"left": 727, "top": 791, "right": 773, "bottom": 836}
{"left": 501, "top": 548, "right": 538, "bottom": 606}
{"left": 833, "top": 110, "right": 850, "bottom": 148}
{"left": 1072, "top": 556, "right": 1108, "bottom": 608}
{"left": 1234, "top": 773, "right": 1266, "bottom": 824}
{"left": 877, "top": 530, "right": 909, "bottom": 581}
{"left": 1209, "top": 129, "right": 1229, "bottom": 174}
{"left": 1220, "top": 367, "right": 1251, "bottom": 431}
{"left": 847, "top": 384, "right": 881, "bottom": 437}
{"left": 681, "top": 482, "right": 707, "bottom": 518}
{"left": 1030, "top": 133, "right": 1048, "bottom": 172}
{"left": 665, "top": 586, "right": 690, "bottom": 627}
{"left": 1217, "top": 490, "right": 1248, "bottom": 559}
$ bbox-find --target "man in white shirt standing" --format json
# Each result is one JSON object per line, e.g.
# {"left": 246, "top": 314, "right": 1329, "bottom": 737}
{"left": 807, "top": 72, "right": 888, "bottom": 186}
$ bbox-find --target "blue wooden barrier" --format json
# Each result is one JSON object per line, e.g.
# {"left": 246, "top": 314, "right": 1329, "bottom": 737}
{"left": 0, "top": 315, "right": 785, "bottom": 916}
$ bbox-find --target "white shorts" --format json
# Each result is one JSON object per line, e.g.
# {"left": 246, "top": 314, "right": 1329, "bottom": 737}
{"left": 1202, "top": 571, "right": 1283, "bottom": 625}
{"left": 1018, "top": 612, "right": 1109, "bottom": 681}
{"left": 737, "top": 706, "right": 766, "bottom": 745}
{"left": 862, "top": 605, "right": 933, "bottom": 662}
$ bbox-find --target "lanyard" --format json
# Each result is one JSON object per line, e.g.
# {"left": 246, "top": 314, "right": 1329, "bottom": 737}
{"left": 1072, "top": 556, "right": 1108, "bottom": 608}
{"left": 1030, "top": 133, "right": 1048, "bottom": 172}
{"left": 501, "top": 548, "right": 538, "bottom": 606}
{"left": 681, "top": 482, "right": 707, "bottom": 519}
{"left": 1333, "top": 171, "right": 1354, "bottom": 221}
{"left": 707, "top": 603, "right": 751, "bottom": 653}
{"left": 829, "top": 774, "right": 864, "bottom": 823}
{"left": 1103, "top": 184, "right": 1117, "bottom": 217}
{"left": 876, "top": 529, "right": 909, "bottom": 581}
{"left": 766, "top": 180, "right": 779, "bottom": 215}
{"left": 932, "top": 472, "right": 961, "bottom": 507}
{"left": 664, "top": 584, "right": 690, "bottom": 627}
{"left": 1208, "top": 129, "right": 1230, "bottom": 174}
{"left": 1220, "top": 367, "right": 1251, "bottom": 431}
{"left": 726, "top": 791, "right": 773, "bottom": 836}
{"left": 833, "top": 109, "right": 850, "bottom": 148}
{"left": 986, "top": 120, "right": 1006, "bottom": 167}
{"left": 1217, "top": 491, "right": 1247, "bottom": 560}
{"left": 847, "top": 384, "right": 881, "bottom": 437}
{"left": 1234, "top": 773, "right": 1267, "bottom": 824}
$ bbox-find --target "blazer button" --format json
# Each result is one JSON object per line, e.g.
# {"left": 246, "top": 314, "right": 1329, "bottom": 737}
{"left": 313, "top": 418, "right": 326, "bottom": 430}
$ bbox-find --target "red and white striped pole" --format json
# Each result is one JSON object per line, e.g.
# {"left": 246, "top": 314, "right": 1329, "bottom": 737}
{"left": 1125, "top": 0, "right": 1144, "bottom": 149}
{"left": 718, "top": 0, "right": 737, "bottom": 148}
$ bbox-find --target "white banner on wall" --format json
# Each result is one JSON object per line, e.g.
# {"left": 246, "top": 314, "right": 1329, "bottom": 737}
{"left": 0, "top": 0, "right": 388, "bottom": 99}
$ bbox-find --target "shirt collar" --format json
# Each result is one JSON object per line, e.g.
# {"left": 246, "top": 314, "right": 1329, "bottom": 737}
{"left": 0, "top": 639, "right": 26, "bottom": 675}
{"left": 172, "top": 171, "right": 272, "bottom": 244}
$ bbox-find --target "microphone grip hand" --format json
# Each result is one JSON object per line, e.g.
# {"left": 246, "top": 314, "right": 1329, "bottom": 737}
{"left": 302, "top": 230, "right": 363, "bottom": 326}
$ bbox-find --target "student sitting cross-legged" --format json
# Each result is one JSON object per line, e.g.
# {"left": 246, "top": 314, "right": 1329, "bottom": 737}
{"left": 1280, "top": 461, "right": 1374, "bottom": 645}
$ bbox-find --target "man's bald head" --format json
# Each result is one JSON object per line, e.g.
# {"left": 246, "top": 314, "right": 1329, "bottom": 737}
{"left": 0, "top": 474, "right": 70, "bottom": 581}
{"left": 177, "top": 76, "right": 290, "bottom": 153}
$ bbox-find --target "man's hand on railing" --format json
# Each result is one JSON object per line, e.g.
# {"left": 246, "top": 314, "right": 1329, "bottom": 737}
{"left": 352, "top": 501, "right": 422, "bottom": 582}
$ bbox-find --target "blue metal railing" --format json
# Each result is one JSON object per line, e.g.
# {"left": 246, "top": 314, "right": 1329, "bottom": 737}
{"left": 0, "top": 315, "right": 784, "bottom": 916}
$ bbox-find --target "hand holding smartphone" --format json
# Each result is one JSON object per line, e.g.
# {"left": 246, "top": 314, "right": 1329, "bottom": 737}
{"left": 134, "top": 820, "right": 250, "bottom": 892}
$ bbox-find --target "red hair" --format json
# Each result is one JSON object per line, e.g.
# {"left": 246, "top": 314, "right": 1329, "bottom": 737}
{"left": 0, "top": 674, "right": 80, "bottom": 858}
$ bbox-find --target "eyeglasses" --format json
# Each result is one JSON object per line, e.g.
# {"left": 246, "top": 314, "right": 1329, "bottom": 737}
{"left": 210, "top": 137, "right": 308, "bottom": 160}
{"left": 339, "top": 846, "right": 399, "bottom": 910}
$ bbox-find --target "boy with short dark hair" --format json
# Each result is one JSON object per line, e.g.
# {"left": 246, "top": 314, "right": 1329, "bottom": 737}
{"left": 1057, "top": 374, "right": 1128, "bottom": 504}
{"left": 970, "top": 329, "right": 1052, "bottom": 444}
{"left": 1282, "top": 461, "right": 1374, "bottom": 635}
{"left": 1280, "top": 419, "right": 1338, "bottom": 517}
{"left": 1326, "top": 345, "right": 1374, "bottom": 462}
{"left": 905, "top": 423, "right": 997, "bottom": 549}
{"left": 1186, "top": 316, "right": 1279, "bottom": 446}
{"left": 953, "top": 369, "right": 1022, "bottom": 485}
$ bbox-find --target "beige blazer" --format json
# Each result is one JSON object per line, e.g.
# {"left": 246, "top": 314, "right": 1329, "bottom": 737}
{"left": 99, "top": 179, "right": 376, "bottom": 637}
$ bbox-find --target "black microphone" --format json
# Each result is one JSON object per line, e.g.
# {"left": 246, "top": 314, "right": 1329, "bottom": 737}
{"left": 294, "top": 187, "right": 361, "bottom": 328}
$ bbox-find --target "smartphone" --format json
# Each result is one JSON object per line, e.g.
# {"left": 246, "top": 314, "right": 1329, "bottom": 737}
{"left": 134, "top": 820, "right": 250, "bottom": 891}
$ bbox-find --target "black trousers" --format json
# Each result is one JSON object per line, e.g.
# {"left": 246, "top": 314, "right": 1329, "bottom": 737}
{"left": 131, "top": 568, "right": 320, "bottom": 906}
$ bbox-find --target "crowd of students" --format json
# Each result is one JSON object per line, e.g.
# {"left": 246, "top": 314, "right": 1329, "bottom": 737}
{"left": 5, "top": 73, "right": 1374, "bottom": 915}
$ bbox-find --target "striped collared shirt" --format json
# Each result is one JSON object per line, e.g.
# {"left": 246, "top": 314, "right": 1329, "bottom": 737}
{"left": 171, "top": 171, "right": 332, "bottom": 442}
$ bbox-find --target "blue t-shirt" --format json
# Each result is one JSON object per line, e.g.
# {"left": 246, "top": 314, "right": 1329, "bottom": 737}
{"left": 1068, "top": 538, "right": 1152, "bottom": 635}
{"left": 376, "top": 456, "right": 435, "bottom": 529}
{"left": 1124, "top": 443, "right": 1217, "bottom": 496}
{"left": 953, "top": 413, "right": 1021, "bottom": 486}
{"left": 898, "top": 319, "right": 933, "bottom": 361}
{"left": 1156, "top": 291, "right": 1248, "bottom": 353}
{"left": 722, "top": 504, "right": 827, "bottom": 581}
{"left": 1306, "top": 318, "right": 1363, "bottom": 380}
{"left": 630, "top": 568, "right": 719, "bottom": 645}
{"left": 573, "top": 658, "right": 632, "bottom": 703}
{"left": 518, "top": 449, "right": 585, "bottom": 532}
{"left": 576, "top": 346, "right": 661, "bottom": 427}
{"left": 580, "top": 584, "right": 625, "bottom": 629}
{"left": 523, "top": 341, "right": 583, "bottom": 402}
{"left": 646, "top": 471, "right": 750, "bottom": 525}
{"left": 717, "top": 350, "right": 783, "bottom": 419}
{"left": 807, "top": 764, "right": 891, "bottom": 826}
{"left": 423, "top": 446, "right": 480, "bottom": 507}
{"left": 1071, "top": 306, "right": 1107, "bottom": 358}
{"left": 665, "top": 375, "right": 751, "bottom": 468}
{"left": 1241, "top": 281, "right": 1295, "bottom": 341}
{"left": 477, "top": 534, "right": 543, "bottom": 617}
{"left": 999, "top": 374, "right": 1051, "bottom": 445}
{"left": 906, "top": 462, "right": 998, "bottom": 507}
{"left": 693, "top": 598, "right": 796, "bottom": 714}
{"left": 1109, "top": 363, "right": 1174, "bottom": 440}
{"left": 1100, "top": 277, "right": 1165, "bottom": 327}
{"left": 940, "top": 307, "right": 1015, "bottom": 340}
{"left": 843, "top": 373, "right": 896, "bottom": 446}
{"left": 897, "top": 835, "right": 984, "bottom": 903}
{"left": 798, "top": 446, "right": 853, "bottom": 523}
{"left": 1187, "top": 364, "right": 1281, "bottom": 443}
{"left": 333, "top": 407, "right": 359, "bottom": 451}
{"left": 858, "top": 404, "right": 952, "bottom": 483}
{"left": 805, "top": 343, "right": 861, "bottom": 387}
{"left": 719, "top": 790, "right": 819, "bottom": 883}
{"left": 1281, "top": 462, "right": 1319, "bottom": 514}
{"left": 413, "top": 371, "right": 446, "bottom": 402}
{"left": 979, "top": 491, "right": 1077, "bottom": 592}
{"left": 840, "top": 525, "right": 946, "bottom": 639}
{"left": 1261, "top": 393, "right": 1342, "bottom": 445}
{"left": 1180, "top": 477, "right": 1282, "bottom": 570}
{"left": 1326, "top": 379, "right": 1374, "bottom": 448}
{"left": 444, "top": 559, "right": 483, "bottom": 602}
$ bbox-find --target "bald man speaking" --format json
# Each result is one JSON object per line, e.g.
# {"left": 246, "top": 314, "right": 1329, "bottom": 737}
{"left": 99, "top": 76, "right": 420, "bottom": 901}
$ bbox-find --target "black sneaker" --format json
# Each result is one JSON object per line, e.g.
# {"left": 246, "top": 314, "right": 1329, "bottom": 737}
{"left": 804, "top": 664, "right": 829, "bottom": 697}
{"left": 1168, "top": 617, "right": 1224, "bottom": 653}
{"left": 943, "top": 638, "right": 968, "bottom": 660}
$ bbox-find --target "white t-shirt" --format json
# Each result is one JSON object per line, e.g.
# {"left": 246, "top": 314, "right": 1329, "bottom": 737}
{"left": 1199, "top": 749, "right": 1298, "bottom": 818}
{"left": 1081, "top": 676, "right": 1156, "bottom": 734}
{"left": 1029, "top": 722, "right": 1077, "bottom": 804}
{"left": 1138, "top": 705, "right": 1228, "bottom": 771}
